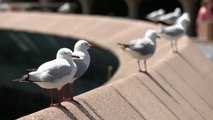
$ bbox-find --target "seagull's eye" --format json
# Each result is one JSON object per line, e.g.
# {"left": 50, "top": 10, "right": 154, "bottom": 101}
{"left": 84, "top": 43, "right": 89, "bottom": 46}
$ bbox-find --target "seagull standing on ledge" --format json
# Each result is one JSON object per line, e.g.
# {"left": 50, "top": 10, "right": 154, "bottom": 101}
{"left": 117, "top": 30, "right": 160, "bottom": 73}
{"left": 158, "top": 7, "right": 181, "bottom": 25}
{"left": 14, "top": 48, "right": 79, "bottom": 107}
{"left": 63, "top": 40, "right": 95, "bottom": 101}
{"left": 159, "top": 12, "right": 190, "bottom": 52}
{"left": 146, "top": 9, "right": 165, "bottom": 23}
{"left": 58, "top": 2, "right": 72, "bottom": 13}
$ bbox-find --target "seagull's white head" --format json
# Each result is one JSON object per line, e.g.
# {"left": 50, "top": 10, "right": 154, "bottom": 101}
{"left": 158, "top": 9, "right": 165, "bottom": 15}
{"left": 145, "top": 30, "right": 161, "bottom": 41}
{"left": 177, "top": 12, "right": 190, "bottom": 29}
{"left": 174, "top": 7, "right": 181, "bottom": 15}
{"left": 56, "top": 48, "right": 79, "bottom": 60}
{"left": 74, "top": 40, "right": 95, "bottom": 51}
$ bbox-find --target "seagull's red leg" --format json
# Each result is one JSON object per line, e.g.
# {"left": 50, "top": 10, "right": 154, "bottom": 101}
{"left": 69, "top": 83, "right": 73, "bottom": 100}
{"left": 175, "top": 40, "right": 178, "bottom": 52}
{"left": 171, "top": 41, "right": 174, "bottom": 52}
{"left": 57, "top": 89, "right": 62, "bottom": 105}
{"left": 62, "top": 86, "right": 66, "bottom": 101}
{"left": 137, "top": 60, "right": 142, "bottom": 72}
{"left": 57, "top": 89, "right": 67, "bottom": 110}
{"left": 49, "top": 89, "right": 54, "bottom": 107}
{"left": 144, "top": 60, "right": 147, "bottom": 73}
{"left": 65, "top": 83, "right": 79, "bottom": 103}
{"left": 63, "top": 83, "right": 72, "bottom": 101}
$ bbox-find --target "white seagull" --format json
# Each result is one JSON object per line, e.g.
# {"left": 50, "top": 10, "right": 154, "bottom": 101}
{"left": 146, "top": 9, "right": 166, "bottom": 23}
{"left": 117, "top": 30, "right": 160, "bottom": 72}
{"left": 158, "top": 7, "right": 181, "bottom": 25}
{"left": 58, "top": 2, "right": 72, "bottom": 13}
{"left": 159, "top": 12, "right": 190, "bottom": 52}
{"left": 14, "top": 48, "right": 79, "bottom": 107}
{"left": 63, "top": 40, "right": 95, "bottom": 101}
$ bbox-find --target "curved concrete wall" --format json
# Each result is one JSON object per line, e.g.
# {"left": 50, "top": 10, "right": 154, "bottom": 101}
{"left": 18, "top": 39, "right": 213, "bottom": 120}
{"left": 0, "top": 12, "right": 212, "bottom": 119}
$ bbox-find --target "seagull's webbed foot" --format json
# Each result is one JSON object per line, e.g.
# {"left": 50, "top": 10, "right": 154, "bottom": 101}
{"left": 56, "top": 102, "right": 68, "bottom": 110}
{"left": 49, "top": 103, "right": 55, "bottom": 107}
{"left": 63, "top": 97, "right": 72, "bottom": 101}
{"left": 143, "top": 70, "right": 148, "bottom": 74}
{"left": 64, "top": 97, "right": 80, "bottom": 104}
{"left": 140, "top": 70, "right": 148, "bottom": 74}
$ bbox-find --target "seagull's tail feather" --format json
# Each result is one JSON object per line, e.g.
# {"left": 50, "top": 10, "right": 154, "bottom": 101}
{"left": 117, "top": 43, "right": 130, "bottom": 49}
{"left": 13, "top": 74, "right": 31, "bottom": 82}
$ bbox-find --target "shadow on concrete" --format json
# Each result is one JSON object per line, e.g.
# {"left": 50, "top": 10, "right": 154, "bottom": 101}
{"left": 166, "top": 54, "right": 213, "bottom": 110}
{"left": 174, "top": 52, "right": 206, "bottom": 80}
{"left": 135, "top": 74, "right": 181, "bottom": 120}
{"left": 54, "top": 105, "right": 78, "bottom": 120}
{"left": 154, "top": 69, "right": 206, "bottom": 120}
{"left": 77, "top": 99, "right": 104, "bottom": 120}
{"left": 142, "top": 72, "right": 179, "bottom": 104}
{"left": 71, "top": 101, "right": 96, "bottom": 120}
{"left": 114, "top": 88, "right": 147, "bottom": 120}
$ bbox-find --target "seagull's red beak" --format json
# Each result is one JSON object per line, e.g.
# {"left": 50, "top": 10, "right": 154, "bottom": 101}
{"left": 72, "top": 55, "right": 80, "bottom": 58}
{"left": 88, "top": 44, "right": 96, "bottom": 48}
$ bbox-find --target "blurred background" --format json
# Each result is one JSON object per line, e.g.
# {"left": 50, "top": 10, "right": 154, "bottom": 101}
{"left": 0, "top": 0, "right": 211, "bottom": 119}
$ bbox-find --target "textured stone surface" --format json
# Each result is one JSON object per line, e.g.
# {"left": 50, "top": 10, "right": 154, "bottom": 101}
{"left": 75, "top": 85, "right": 144, "bottom": 120}
{"left": 109, "top": 75, "right": 178, "bottom": 120}
{"left": 134, "top": 71, "right": 202, "bottom": 120}
{"left": 19, "top": 101, "right": 100, "bottom": 120}
{"left": 154, "top": 61, "right": 213, "bottom": 120}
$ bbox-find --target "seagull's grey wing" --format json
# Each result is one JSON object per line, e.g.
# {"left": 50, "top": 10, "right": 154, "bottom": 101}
{"left": 73, "top": 58, "right": 88, "bottom": 79}
{"left": 130, "top": 39, "right": 140, "bottom": 45}
{"left": 130, "top": 40, "right": 156, "bottom": 55}
{"left": 45, "top": 65, "right": 72, "bottom": 82}
{"left": 161, "top": 26, "right": 184, "bottom": 37}
{"left": 29, "top": 60, "right": 73, "bottom": 82}
{"left": 159, "top": 14, "right": 178, "bottom": 24}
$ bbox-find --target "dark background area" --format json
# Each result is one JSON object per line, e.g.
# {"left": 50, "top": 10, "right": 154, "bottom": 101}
{"left": 0, "top": 0, "right": 183, "bottom": 18}
{"left": 0, "top": 29, "right": 119, "bottom": 119}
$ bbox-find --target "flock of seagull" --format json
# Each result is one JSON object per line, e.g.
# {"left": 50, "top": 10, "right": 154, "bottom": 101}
{"left": 118, "top": 10, "right": 190, "bottom": 73}
{"left": 13, "top": 8, "right": 191, "bottom": 109}
{"left": 146, "top": 7, "right": 182, "bottom": 25}
{"left": 14, "top": 40, "right": 94, "bottom": 107}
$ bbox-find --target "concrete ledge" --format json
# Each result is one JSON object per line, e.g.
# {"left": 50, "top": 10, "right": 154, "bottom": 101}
{"left": 18, "top": 39, "right": 213, "bottom": 120}
{"left": 0, "top": 12, "right": 212, "bottom": 119}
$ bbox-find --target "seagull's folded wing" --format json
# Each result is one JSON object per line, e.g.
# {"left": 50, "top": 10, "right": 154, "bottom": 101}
{"left": 73, "top": 58, "right": 88, "bottom": 79}
{"left": 161, "top": 26, "right": 184, "bottom": 37}
{"left": 130, "top": 40, "right": 155, "bottom": 55}
{"left": 29, "top": 59, "right": 73, "bottom": 82}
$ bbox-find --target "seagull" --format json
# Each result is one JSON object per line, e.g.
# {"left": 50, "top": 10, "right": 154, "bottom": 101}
{"left": 14, "top": 48, "right": 79, "bottom": 107}
{"left": 57, "top": 2, "right": 72, "bottom": 13}
{"left": 117, "top": 30, "right": 160, "bottom": 72}
{"left": 63, "top": 40, "right": 95, "bottom": 101}
{"left": 158, "top": 7, "right": 181, "bottom": 25}
{"left": 159, "top": 12, "right": 190, "bottom": 52}
{"left": 146, "top": 9, "right": 166, "bottom": 23}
